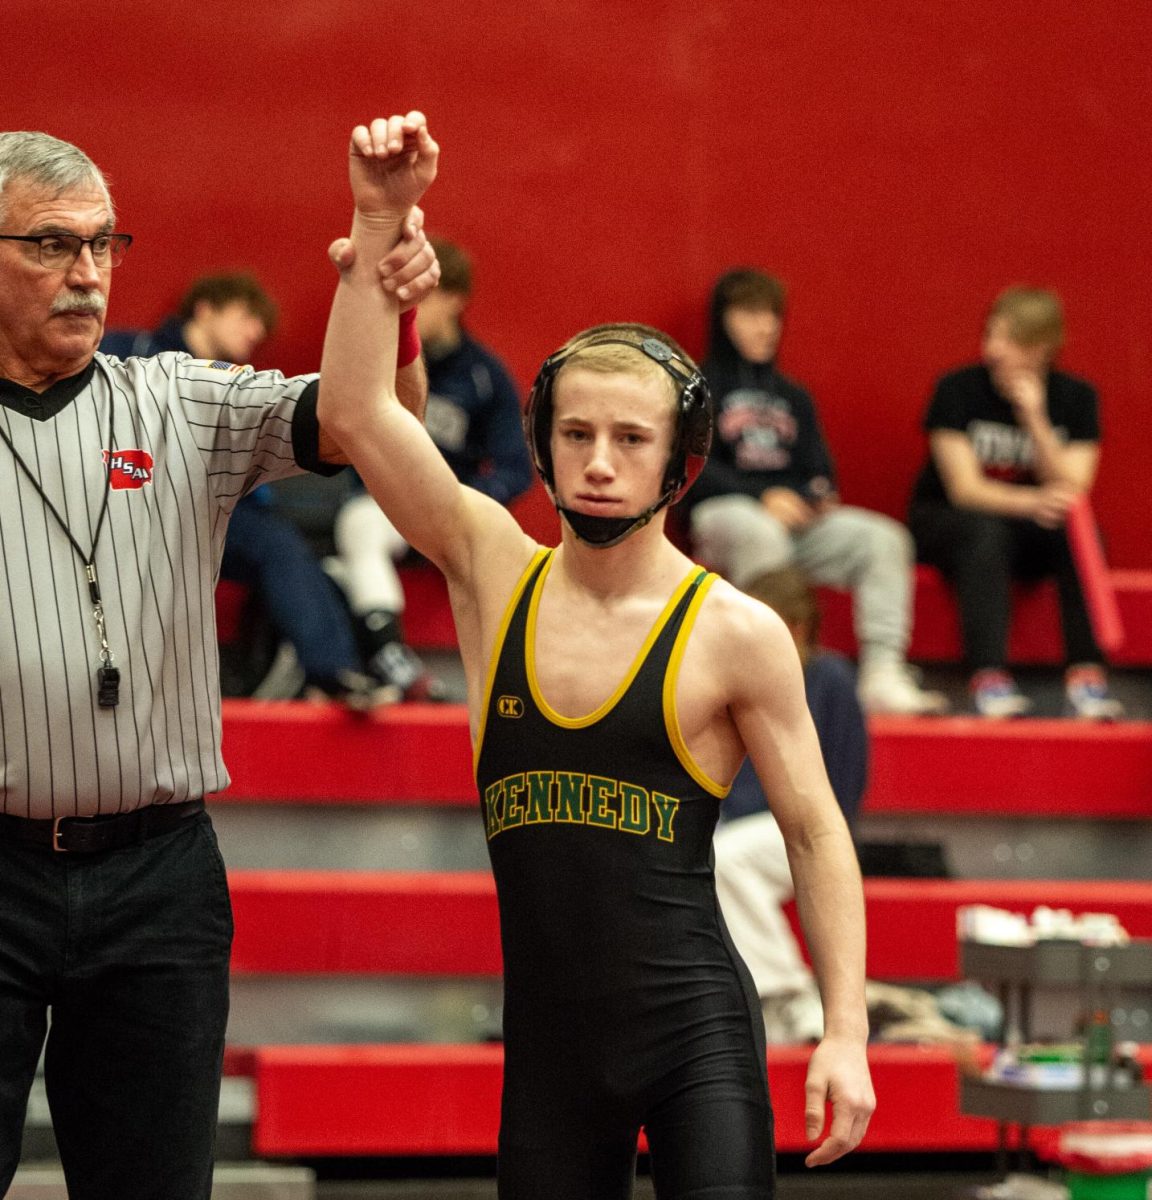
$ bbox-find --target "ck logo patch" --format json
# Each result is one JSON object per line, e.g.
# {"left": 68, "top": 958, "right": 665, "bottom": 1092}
{"left": 103, "top": 448, "right": 155, "bottom": 489}
{"left": 497, "top": 695, "right": 525, "bottom": 719}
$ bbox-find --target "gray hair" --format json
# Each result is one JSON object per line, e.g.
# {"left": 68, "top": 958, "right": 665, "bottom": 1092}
{"left": 0, "top": 132, "right": 113, "bottom": 227}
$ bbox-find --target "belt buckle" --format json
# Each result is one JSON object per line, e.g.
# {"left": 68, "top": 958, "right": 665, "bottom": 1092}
{"left": 52, "top": 816, "right": 72, "bottom": 853}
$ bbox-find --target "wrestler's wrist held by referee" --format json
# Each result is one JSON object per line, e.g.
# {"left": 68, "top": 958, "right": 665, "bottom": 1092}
{"left": 352, "top": 209, "right": 410, "bottom": 235}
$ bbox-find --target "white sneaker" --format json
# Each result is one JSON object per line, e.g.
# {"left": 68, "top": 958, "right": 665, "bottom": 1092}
{"left": 970, "top": 669, "right": 1033, "bottom": 719}
{"left": 761, "top": 984, "right": 825, "bottom": 1043}
{"left": 858, "top": 662, "right": 950, "bottom": 715}
{"left": 1065, "top": 665, "right": 1125, "bottom": 720}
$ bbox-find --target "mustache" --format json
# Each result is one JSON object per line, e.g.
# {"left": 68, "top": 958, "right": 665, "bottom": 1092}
{"left": 50, "top": 290, "right": 106, "bottom": 316}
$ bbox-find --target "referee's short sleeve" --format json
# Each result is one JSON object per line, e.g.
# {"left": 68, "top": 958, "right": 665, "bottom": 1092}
{"left": 290, "top": 381, "right": 344, "bottom": 476}
{"left": 165, "top": 355, "right": 339, "bottom": 507}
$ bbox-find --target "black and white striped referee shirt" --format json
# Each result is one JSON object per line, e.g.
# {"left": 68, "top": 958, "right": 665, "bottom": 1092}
{"left": 0, "top": 351, "right": 327, "bottom": 819}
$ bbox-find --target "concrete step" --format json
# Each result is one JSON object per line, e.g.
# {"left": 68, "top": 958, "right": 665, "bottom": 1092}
{"left": 8, "top": 1164, "right": 314, "bottom": 1199}
{"left": 21, "top": 1077, "right": 256, "bottom": 1163}
{"left": 228, "top": 977, "right": 503, "bottom": 1047}
{"left": 209, "top": 801, "right": 1152, "bottom": 882}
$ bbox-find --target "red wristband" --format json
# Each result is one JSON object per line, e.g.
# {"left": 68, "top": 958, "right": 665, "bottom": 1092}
{"left": 397, "top": 307, "right": 421, "bottom": 368}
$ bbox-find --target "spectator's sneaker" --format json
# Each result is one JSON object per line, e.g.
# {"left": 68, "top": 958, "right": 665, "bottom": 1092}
{"left": 370, "top": 640, "right": 449, "bottom": 703}
{"left": 760, "top": 985, "right": 825, "bottom": 1044}
{"left": 302, "top": 669, "right": 401, "bottom": 711}
{"left": 970, "top": 669, "right": 1032, "bottom": 718}
{"left": 858, "top": 662, "right": 950, "bottom": 715}
{"left": 1064, "top": 665, "right": 1124, "bottom": 720}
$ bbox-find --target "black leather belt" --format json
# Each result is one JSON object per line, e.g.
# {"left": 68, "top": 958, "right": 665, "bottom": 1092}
{"left": 0, "top": 799, "right": 205, "bottom": 854}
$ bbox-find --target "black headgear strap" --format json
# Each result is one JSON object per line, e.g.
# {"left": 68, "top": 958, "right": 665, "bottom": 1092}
{"left": 525, "top": 332, "right": 712, "bottom": 548}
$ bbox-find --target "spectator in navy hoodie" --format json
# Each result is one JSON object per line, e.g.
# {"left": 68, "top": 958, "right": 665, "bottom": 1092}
{"left": 101, "top": 272, "right": 274, "bottom": 364}
{"left": 332, "top": 238, "right": 533, "bottom": 697}
{"left": 102, "top": 274, "right": 399, "bottom": 708}
{"left": 714, "top": 566, "right": 869, "bottom": 1042}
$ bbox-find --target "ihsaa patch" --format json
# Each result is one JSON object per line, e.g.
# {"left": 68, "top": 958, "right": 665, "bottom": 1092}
{"left": 102, "top": 448, "right": 154, "bottom": 489}
{"left": 497, "top": 695, "right": 524, "bottom": 718}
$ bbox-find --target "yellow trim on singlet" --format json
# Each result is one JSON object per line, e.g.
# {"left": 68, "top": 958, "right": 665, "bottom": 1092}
{"left": 525, "top": 557, "right": 705, "bottom": 730}
{"left": 473, "top": 547, "right": 553, "bottom": 773}
{"left": 662, "top": 572, "right": 730, "bottom": 799}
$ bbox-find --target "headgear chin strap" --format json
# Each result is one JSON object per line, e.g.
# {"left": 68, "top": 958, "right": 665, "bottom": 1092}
{"left": 525, "top": 331, "right": 713, "bottom": 549}
{"left": 555, "top": 505, "right": 658, "bottom": 549}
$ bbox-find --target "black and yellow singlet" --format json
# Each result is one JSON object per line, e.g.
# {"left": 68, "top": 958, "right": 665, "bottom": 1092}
{"left": 475, "top": 548, "right": 775, "bottom": 1200}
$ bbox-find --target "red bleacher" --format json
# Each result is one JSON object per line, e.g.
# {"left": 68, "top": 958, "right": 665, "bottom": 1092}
{"left": 222, "top": 837, "right": 1152, "bottom": 1159}
{"left": 232, "top": 871, "right": 1152, "bottom": 1158}
{"left": 251, "top": 1039, "right": 1152, "bottom": 1158}
{"left": 215, "top": 702, "right": 1152, "bottom": 818}
{"left": 217, "top": 564, "right": 1152, "bottom": 666}
{"left": 213, "top": 559, "right": 1152, "bottom": 1161}
{"left": 252, "top": 1043, "right": 998, "bottom": 1157}
{"left": 382, "top": 563, "right": 1152, "bottom": 666}
{"left": 218, "top": 703, "right": 475, "bottom": 804}
{"left": 228, "top": 872, "right": 1152, "bottom": 984}
{"left": 222, "top": 825, "right": 1152, "bottom": 1159}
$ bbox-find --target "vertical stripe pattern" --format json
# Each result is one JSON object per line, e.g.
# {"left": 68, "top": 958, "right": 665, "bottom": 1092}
{"left": 0, "top": 352, "right": 317, "bottom": 818}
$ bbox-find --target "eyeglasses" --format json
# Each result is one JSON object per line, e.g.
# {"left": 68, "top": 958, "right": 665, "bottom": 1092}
{"left": 0, "top": 232, "right": 133, "bottom": 269}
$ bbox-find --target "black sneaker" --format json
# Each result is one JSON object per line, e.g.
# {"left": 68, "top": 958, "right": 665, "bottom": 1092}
{"left": 369, "top": 640, "right": 449, "bottom": 703}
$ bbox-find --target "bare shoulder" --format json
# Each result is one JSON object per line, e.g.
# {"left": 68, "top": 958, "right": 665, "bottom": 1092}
{"left": 672, "top": 574, "right": 806, "bottom": 785}
{"left": 691, "top": 576, "right": 804, "bottom": 701}
{"left": 696, "top": 575, "right": 796, "bottom": 659}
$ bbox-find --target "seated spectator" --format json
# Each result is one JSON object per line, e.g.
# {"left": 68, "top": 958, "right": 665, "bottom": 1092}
{"left": 713, "top": 568, "right": 868, "bottom": 1042}
{"left": 222, "top": 494, "right": 400, "bottom": 708}
{"left": 102, "top": 274, "right": 396, "bottom": 708}
{"left": 908, "top": 286, "right": 1122, "bottom": 719}
{"left": 686, "top": 267, "right": 947, "bottom": 715}
{"left": 101, "top": 271, "right": 274, "bottom": 363}
{"left": 332, "top": 238, "right": 533, "bottom": 696}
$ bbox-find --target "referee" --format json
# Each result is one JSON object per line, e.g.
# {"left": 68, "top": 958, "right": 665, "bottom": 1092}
{"left": 0, "top": 122, "right": 438, "bottom": 1199}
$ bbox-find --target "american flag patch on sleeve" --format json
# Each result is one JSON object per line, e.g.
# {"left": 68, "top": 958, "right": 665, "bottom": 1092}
{"left": 190, "top": 359, "right": 253, "bottom": 375}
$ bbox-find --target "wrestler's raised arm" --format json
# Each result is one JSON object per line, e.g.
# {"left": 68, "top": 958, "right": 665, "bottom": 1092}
{"left": 316, "top": 114, "right": 533, "bottom": 590}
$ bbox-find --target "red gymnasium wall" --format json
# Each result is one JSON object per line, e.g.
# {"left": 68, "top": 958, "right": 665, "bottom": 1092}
{"left": 9, "top": 1, "right": 1150, "bottom": 564}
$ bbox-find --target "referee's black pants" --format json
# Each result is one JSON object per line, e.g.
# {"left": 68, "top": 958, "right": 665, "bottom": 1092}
{"left": 0, "top": 810, "right": 232, "bottom": 1200}
{"left": 909, "top": 502, "right": 1105, "bottom": 673}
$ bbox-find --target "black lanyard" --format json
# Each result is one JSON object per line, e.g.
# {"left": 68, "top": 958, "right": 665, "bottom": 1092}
{"left": 0, "top": 381, "right": 121, "bottom": 707}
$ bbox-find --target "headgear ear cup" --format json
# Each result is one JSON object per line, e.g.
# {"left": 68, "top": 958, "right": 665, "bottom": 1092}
{"left": 668, "top": 372, "right": 713, "bottom": 500}
{"left": 524, "top": 347, "right": 567, "bottom": 500}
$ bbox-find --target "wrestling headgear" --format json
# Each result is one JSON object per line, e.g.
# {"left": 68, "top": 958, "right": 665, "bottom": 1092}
{"left": 525, "top": 327, "right": 712, "bottom": 548}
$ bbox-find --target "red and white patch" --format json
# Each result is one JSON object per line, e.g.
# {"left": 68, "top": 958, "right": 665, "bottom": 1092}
{"left": 102, "top": 448, "right": 155, "bottom": 489}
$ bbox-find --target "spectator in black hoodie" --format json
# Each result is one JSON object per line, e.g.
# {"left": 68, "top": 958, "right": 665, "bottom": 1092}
{"left": 686, "top": 268, "right": 947, "bottom": 714}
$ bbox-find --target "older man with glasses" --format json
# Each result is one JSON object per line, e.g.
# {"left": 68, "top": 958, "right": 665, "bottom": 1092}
{"left": 0, "top": 121, "right": 439, "bottom": 1199}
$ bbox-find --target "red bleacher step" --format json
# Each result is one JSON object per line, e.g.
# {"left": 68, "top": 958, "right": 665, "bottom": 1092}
{"left": 228, "top": 873, "right": 1152, "bottom": 983}
{"left": 213, "top": 702, "right": 1152, "bottom": 818}
{"left": 217, "top": 700, "right": 476, "bottom": 804}
{"left": 253, "top": 1042, "right": 1152, "bottom": 1159}
{"left": 229, "top": 871, "right": 501, "bottom": 975}
{"left": 389, "top": 564, "right": 1152, "bottom": 664}
{"left": 251, "top": 1042, "right": 1014, "bottom": 1157}
{"left": 221, "top": 565, "right": 1152, "bottom": 664}
{"left": 866, "top": 718, "right": 1152, "bottom": 818}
